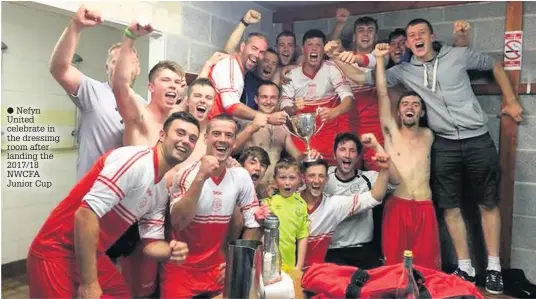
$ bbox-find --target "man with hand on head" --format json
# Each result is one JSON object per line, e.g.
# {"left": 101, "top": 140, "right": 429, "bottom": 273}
{"left": 49, "top": 5, "right": 145, "bottom": 180}
{"left": 162, "top": 114, "right": 262, "bottom": 298}
{"left": 26, "top": 112, "right": 199, "bottom": 299}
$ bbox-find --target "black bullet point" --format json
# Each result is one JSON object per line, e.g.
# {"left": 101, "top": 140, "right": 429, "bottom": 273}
{"left": 7, "top": 107, "right": 13, "bottom": 114}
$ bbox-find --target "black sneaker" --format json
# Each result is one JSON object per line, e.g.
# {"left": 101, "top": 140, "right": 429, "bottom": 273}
{"left": 453, "top": 268, "right": 476, "bottom": 284}
{"left": 486, "top": 270, "right": 504, "bottom": 295}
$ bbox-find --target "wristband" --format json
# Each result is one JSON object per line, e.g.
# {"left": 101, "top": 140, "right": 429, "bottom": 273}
{"left": 124, "top": 27, "right": 137, "bottom": 40}
{"left": 240, "top": 19, "right": 249, "bottom": 27}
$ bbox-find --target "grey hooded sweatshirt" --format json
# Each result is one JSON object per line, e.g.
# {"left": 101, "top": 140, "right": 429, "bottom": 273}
{"left": 365, "top": 44, "right": 496, "bottom": 140}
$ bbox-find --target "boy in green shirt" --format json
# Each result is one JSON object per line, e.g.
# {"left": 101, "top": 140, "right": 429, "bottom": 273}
{"left": 263, "top": 158, "right": 309, "bottom": 272}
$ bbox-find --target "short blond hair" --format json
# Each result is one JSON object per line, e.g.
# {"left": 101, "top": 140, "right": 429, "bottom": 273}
{"left": 148, "top": 60, "right": 185, "bottom": 82}
{"left": 106, "top": 43, "right": 138, "bottom": 64}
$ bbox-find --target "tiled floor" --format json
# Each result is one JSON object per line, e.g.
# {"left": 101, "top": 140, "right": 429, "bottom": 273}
{"left": 0, "top": 274, "right": 516, "bottom": 299}
{"left": 2, "top": 275, "right": 29, "bottom": 299}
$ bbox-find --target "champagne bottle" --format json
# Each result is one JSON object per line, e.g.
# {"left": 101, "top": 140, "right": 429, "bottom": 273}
{"left": 395, "top": 250, "right": 420, "bottom": 299}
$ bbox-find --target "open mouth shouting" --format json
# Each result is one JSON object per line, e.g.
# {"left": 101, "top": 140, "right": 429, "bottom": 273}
{"left": 261, "top": 67, "right": 273, "bottom": 79}
{"left": 194, "top": 104, "right": 208, "bottom": 119}
{"left": 251, "top": 173, "right": 260, "bottom": 182}
{"left": 280, "top": 52, "right": 291, "bottom": 64}
{"left": 214, "top": 143, "right": 229, "bottom": 156}
{"left": 309, "top": 52, "right": 319, "bottom": 63}
{"left": 414, "top": 41, "right": 425, "bottom": 52}
{"left": 404, "top": 111, "right": 415, "bottom": 118}
{"left": 165, "top": 91, "right": 177, "bottom": 105}
{"left": 246, "top": 55, "right": 258, "bottom": 70}
{"left": 310, "top": 184, "right": 322, "bottom": 195}
{"left": 340, "top": 159, "right": 353, "bottom": 170}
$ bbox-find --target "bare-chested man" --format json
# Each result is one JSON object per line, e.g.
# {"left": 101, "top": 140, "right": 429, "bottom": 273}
{"left": 233, "top": 81, "right": 321, "bottom": 187}
{"left": 374, "top": 43, "right": 441, "bottom": 270}
{"left": 112, "top": 20, "right": 187, "bottom": 146}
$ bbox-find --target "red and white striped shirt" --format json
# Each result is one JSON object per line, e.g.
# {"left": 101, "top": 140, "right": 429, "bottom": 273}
{"left": 280, "top": 60, "right": 354, "bottom": 110}
{"left": 168, "top": 161, "right": 260, "bottom": 268}
{"left": 305, "top": 191, "right": 381, "bottom": 268}
{"left": 207, "top": 55, "right": 245, "bottom": 119}
{"left": 29, "top": 146, "right": 168, "bottom": 263}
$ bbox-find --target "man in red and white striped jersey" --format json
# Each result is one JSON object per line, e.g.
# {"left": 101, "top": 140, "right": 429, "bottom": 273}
{"left": 26, "top": 112, "right": 200, "bottom": 299}
{"left": 207, "top": 32, "right": 287, "bottom": 126}
{"left": 280, "top": 29, "right": 355, "bottom": 165}
{"left": 300, "top": 135, "right": 396, "bottom": 270}
{"left": 161, "top": 114, "right": 261, "bottom": 298}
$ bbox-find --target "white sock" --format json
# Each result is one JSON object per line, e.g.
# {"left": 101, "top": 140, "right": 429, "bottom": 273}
{"left": 458, "top": 259, "right": 475, "bottom": 276}
{"left": 487, "top": 256, "right": 501, "bottom": 272}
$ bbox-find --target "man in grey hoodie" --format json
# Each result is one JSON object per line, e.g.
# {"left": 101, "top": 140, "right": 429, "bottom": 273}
{"left": 328, "top": 18, "right": 523, "bottom": 295}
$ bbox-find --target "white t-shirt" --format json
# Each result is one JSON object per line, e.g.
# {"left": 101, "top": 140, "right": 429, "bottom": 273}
{"left": 305, "top": 191, "right": 381, "bottom": 268}
{"left": 70, "top": 75, "right": 145, "bottom": 179}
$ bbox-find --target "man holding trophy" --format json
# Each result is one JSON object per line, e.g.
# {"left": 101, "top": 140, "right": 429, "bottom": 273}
{"left": 281, "top": 29, "right": 354, "bottom": 164}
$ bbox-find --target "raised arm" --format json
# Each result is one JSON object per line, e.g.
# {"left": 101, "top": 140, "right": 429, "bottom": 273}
{"left": 463, "top": 47, "right": 523, "bottom": 122}
{"left": 170, "top": 157, "right": 218, "bottom": 231}
{"left": 361, "top": 133, "right": 401, "bottom": 186}
{"left": 374, "top": 43, "right": 399, "bottom": 137}
{"left": 232, "top": 115, "right": 267, "bottom": 154}
{"left": 112, "top": 21, "right": 152, "bottom": 123}
{"left": 324, "top": 41, "right": 368, "bottom": 84}
{"left": 327, "top": 8, "right": 350, "bottom": 42}
{"left": 224, "top": 10, "right": 261, "bottom": 54}
{"left": 453, "top": 20, "right": 471, "bottom": 47}
{"left": 50, "top": 6, "right": 101, "bottom": 96}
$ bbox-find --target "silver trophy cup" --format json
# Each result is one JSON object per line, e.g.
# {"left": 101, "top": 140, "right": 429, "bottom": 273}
{"left": 285, "top": 111, "right": 325, "bottom": 162}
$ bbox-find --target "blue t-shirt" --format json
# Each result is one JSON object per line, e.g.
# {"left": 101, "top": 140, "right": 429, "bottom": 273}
{"left": 240, "top": 72, "right": 263, "bottom": 110}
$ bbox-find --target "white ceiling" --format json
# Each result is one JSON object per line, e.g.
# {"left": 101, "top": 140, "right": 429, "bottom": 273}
{"left": 254, "top": 1, "right": 336, "bottom": 11}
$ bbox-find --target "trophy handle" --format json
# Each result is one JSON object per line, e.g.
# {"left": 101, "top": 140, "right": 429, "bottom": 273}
{"left": 283, "top": 115, "right": 302, "bottom": 139}
{"left": 314, "top": 107, "right": 326, "bottom": 136}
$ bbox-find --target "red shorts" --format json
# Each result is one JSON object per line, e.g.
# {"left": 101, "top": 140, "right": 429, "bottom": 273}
{"left": 119, "top": 243, "right": 158, "bottom": 297}
{"left": 160, "top": 262, "right": 223, "bottom": 298}
{"left": 382, "top": 196, "right": 441, "bottom": 270}
{"left": 348, "top": 88, "right": 384, "bottom": 171}
{"left": 27, "top": 253, "right": 131, "bottom": 298}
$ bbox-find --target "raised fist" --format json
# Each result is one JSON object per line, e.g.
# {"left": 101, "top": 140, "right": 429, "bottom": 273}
{"left": 453, "top": 20, "right": 471, "bottom": 35}
{"left": 199, "top": 155, "right": 220, "bottom": 178}
{"left": 243, "top": 9, "right": 262, "bottom": 25}
{"left": 73, "top": 5, "right": 102, "bottom": 29}
{"left": 374, "top": 43, "right": 390, "bottom": 58}
{"left": 372, "top": 152, "right": 391, "bottom": 170}
{"left": 361, "top": 133, "right": 379, "bottom": 148}
{"left": 324, "top": 40, "right": 341, "bottom": 58}
{"left": 127, "top": 19, "right": 154, "bottom": 38}
{"left": 335, "top": 8, "right": 350, "bottom": 23}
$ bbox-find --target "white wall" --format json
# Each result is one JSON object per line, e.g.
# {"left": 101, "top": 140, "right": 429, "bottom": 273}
{"left": 0, "top": 1, "right": 149, "bottom": 264}
{"left": 1, "top": 0, "right": 275, "bottom": 265}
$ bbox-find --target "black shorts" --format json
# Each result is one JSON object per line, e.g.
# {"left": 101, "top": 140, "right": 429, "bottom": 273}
{"left": 325, "top": 242, "right": 383, "bottom": 269}
{"left": 432, "top": 133, "right": 500, "bottom": 209}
